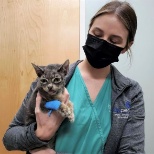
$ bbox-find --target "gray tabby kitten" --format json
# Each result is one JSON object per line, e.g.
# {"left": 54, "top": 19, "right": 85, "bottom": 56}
{"left": 25, "top": 59, "right": 74, "bottom": 126}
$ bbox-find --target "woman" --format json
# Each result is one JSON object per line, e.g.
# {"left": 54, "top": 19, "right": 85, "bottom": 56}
{"left": 3, "top": 1, "right": 145, "bottom": 154}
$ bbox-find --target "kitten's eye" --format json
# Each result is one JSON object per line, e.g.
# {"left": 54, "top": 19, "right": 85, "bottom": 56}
{"left": 40, "top": 78, "right": 48, "bottom": 84}
{"left": 53, "top": 77, "right": 61, "bottom": 83}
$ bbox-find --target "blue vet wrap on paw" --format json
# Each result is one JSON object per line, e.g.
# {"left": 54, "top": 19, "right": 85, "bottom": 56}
{"left": 48, "top": 110, "right": 52, "bottom": 117}
{"left": 45, "top": 100, "right": 61, "bottom": 117}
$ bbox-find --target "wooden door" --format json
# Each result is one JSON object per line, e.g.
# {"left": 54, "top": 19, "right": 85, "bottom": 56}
{"left": 0, "top": 0, "right": 79, "bottom": 153}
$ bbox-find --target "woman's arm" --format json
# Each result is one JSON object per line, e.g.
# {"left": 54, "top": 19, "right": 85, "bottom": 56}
{"left": 3, "top": 81, "right": 49, "bottom": 151}
{"left": 3, "top": 81, "right": 69, "bottom": 151}
{"left": 118, "top": 83, "right": 145, "bottom": 154}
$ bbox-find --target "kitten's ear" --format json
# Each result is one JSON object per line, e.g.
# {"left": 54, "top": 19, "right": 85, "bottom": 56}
{"left": 58, "top": 59, "right": 69, "bottom": 75}
{"left": 31, "top": 63, "right": 44, "bottom": 77}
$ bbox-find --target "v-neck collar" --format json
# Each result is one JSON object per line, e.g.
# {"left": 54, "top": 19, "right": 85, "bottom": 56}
{"left": 76, "top": 66, "right": 111, "bottom": 104}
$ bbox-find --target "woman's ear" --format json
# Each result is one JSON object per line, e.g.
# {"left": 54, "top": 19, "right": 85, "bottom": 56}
{"left": 121, "top": 41, "right": 134, "bottom": 54}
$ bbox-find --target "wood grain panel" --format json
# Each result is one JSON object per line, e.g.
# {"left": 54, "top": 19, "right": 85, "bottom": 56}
{"left": 0, "top": 0, "right": 79, "bottom": 153}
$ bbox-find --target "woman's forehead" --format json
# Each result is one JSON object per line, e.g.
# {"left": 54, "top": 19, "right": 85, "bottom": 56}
{"left": 90, "top": 14, "right": 128, "bottom": 38}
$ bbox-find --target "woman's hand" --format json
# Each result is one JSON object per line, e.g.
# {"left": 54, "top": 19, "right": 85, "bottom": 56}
{"left": 30, "top": 147, "right": 56, "bottom": 154}
{"left": 35, "top": 88, "right": 70, "bottom": 141}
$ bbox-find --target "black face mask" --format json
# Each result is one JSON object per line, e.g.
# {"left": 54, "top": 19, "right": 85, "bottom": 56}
{"left": 82, "top": 34, "right": 124, "bottom": 69}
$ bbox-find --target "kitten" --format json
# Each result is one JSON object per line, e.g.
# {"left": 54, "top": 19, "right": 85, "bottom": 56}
{"left": 25, "top": 59, "right": 74, "bottom": 125}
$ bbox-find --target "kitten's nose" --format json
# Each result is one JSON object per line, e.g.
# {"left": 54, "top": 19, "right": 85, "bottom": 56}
{"left": 47, "top": 84, "right": 53, "bottom": 90}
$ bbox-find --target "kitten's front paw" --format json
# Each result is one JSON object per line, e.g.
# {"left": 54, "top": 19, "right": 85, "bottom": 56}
{"left": 59, "top": 103, "right": 75, "bottom": 122}
{"left": 68, "top": 113, "right": 75, "bottom": 122}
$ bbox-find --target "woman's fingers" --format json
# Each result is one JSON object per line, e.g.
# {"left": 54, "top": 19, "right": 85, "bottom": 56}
{"left": 61, "top": 88, "right": 70, "bottom": 104}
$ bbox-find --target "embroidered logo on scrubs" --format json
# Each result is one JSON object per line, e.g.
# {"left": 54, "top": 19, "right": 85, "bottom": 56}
{"left": 113, "top": 101, "right": 130, "bottom": 119}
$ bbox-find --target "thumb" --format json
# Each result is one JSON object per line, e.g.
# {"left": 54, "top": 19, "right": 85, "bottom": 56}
{"left": 63, "top": 88, "right": 70, "bottom": 104}
{"left": 35, "top": 92, "right": 42, "bottom": 113}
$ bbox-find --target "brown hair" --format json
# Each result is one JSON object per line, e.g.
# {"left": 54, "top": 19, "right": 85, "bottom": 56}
{"left": 89, "top": 0, "right": 137, "bottom": 57}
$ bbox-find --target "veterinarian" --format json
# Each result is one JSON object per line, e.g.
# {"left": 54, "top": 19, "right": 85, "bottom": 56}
{"left": 3, "top": 0, "right": 145, "bottom": 153}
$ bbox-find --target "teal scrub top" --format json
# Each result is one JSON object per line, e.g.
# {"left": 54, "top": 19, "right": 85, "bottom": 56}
{"left": 55, "top": 67, "right": 111, "bottom": 154}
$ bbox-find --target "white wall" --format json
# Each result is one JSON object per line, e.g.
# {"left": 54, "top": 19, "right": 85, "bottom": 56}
{"left": 80, "top": 0, "right": 154, "bottom": 153}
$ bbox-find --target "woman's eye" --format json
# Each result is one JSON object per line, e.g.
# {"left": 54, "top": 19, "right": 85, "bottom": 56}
{"left": 110, "top": 40, "right": 117, "bottom": 44}
{"left": 40, "top": 78, "right": 48, "bottom": 84}
{"left": 91, "top": 28, "right": 103, "bottom": 38}
{"left": 110, "top": 38, "right": 121, "bottom": 44}
{"left": 94, "top": 34, "right": 102, "bottom": 38}
{"left": 110, "top": 37, "right": 122, "bottom": 45}
{"left": 93, "top": 32, "right": 103, "bottom": 38}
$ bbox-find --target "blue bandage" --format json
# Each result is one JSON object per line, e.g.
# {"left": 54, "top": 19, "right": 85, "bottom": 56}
{"left": 45, "top": 100, "right": 61, "bottom": 116}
